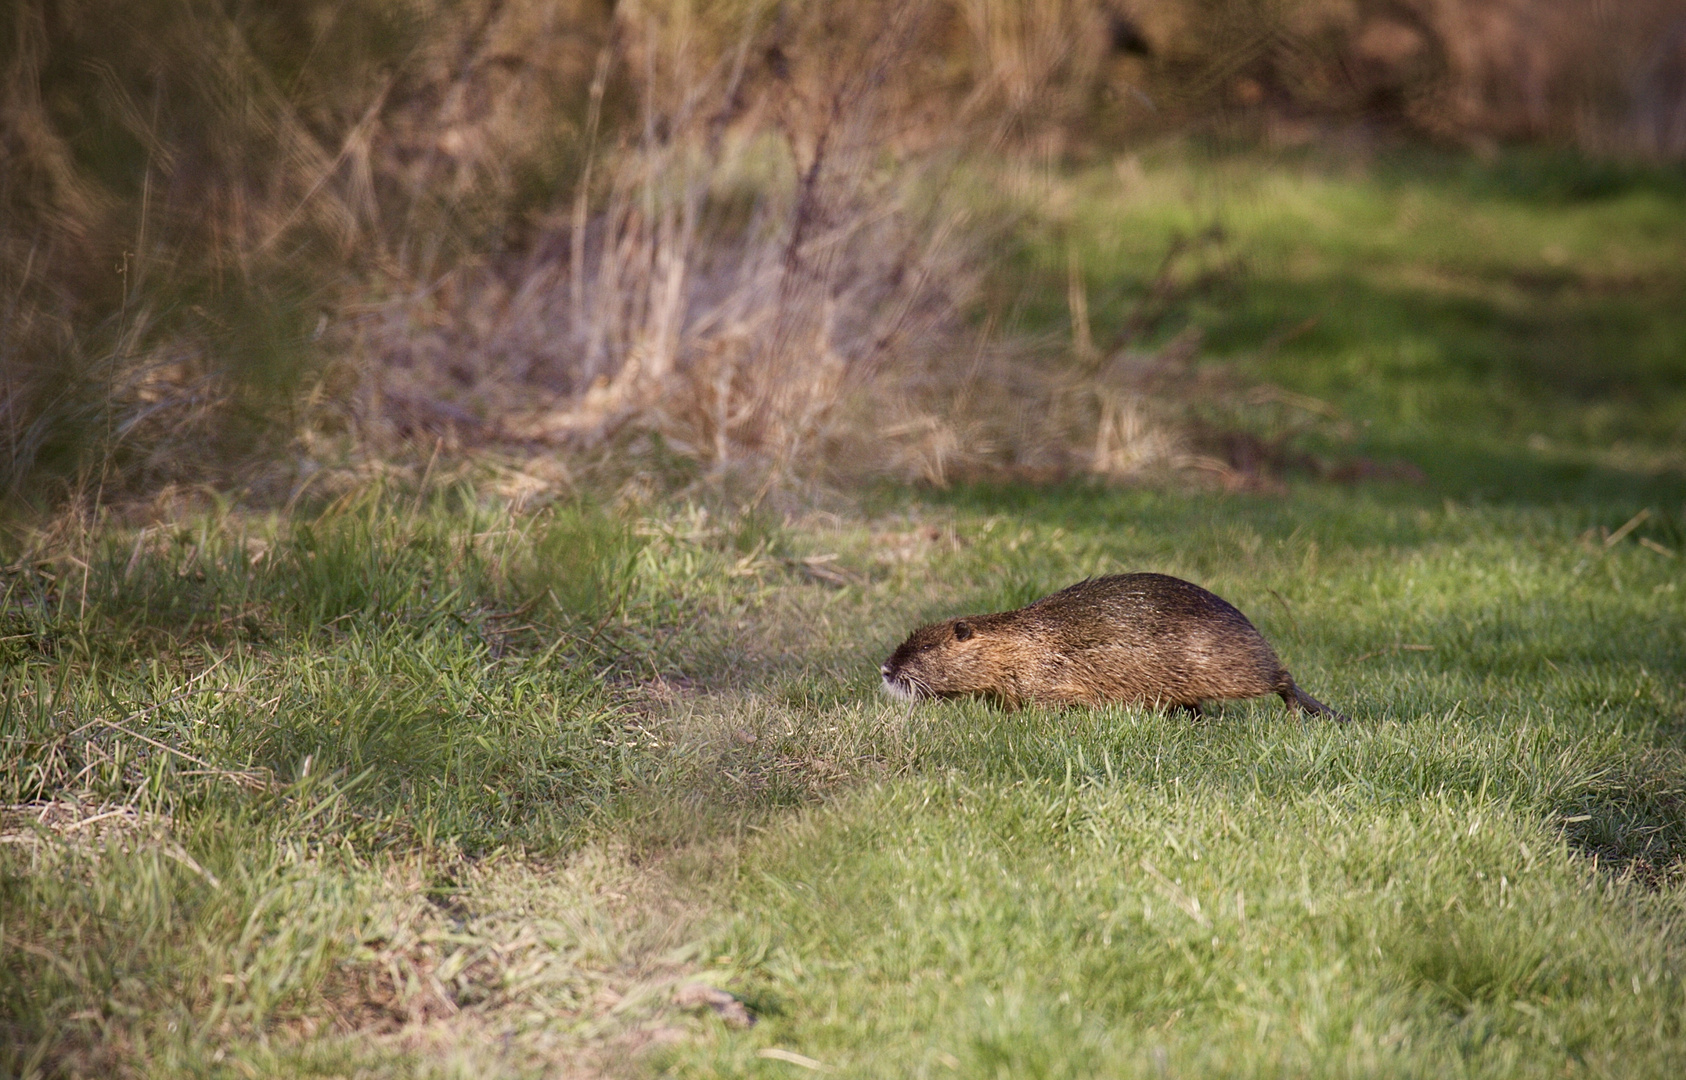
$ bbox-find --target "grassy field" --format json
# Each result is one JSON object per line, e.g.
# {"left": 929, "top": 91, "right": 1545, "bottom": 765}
{"left": 4, "top": 145, "right": 1685, "bottom": 1078}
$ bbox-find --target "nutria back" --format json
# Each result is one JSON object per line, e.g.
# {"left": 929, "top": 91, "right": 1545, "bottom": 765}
{"left": 881, "top": 573, "right": 1346, "bottom": 719}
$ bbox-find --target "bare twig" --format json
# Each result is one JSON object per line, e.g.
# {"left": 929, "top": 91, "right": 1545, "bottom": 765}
{"left": 1605, "top": 509, "right": 1651, "bottom": 548}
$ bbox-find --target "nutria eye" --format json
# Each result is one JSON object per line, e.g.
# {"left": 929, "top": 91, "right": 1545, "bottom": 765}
{"left": 954, "top": 621, "right": 972, "bottom": 641}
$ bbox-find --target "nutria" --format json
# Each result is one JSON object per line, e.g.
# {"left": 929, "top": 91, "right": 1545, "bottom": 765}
{"left": 881, "top": 572, "right": 1348, "bottom": 720}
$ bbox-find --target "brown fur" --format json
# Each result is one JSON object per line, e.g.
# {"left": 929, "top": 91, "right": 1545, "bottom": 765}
{"left": 881, "top": 573, "right": 1348, "bottom": 720}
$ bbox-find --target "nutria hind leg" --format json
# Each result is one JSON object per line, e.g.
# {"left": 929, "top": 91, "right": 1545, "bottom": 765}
{"left": 1173, "top": 700, "right": 1204, "bottom": 719}
{"left": 1277, "top": 674, "right": 1351, "bottom": 723}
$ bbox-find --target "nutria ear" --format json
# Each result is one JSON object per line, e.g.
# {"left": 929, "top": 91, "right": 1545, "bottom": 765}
{"left": 954, "top": 620, "right": 973, "bottom": 641}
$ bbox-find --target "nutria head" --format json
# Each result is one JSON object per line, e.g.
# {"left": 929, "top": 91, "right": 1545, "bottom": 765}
{"left": 881, "top": 616, "right": 1008, "bottom": 701}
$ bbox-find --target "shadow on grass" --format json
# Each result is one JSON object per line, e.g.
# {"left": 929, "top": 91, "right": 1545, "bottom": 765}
{"left": 1364, "top": 143, "right": 1686, "bottom": 208}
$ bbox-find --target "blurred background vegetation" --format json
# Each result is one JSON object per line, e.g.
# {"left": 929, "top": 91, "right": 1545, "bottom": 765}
{"left": 3, "top": 0, "right": 1684, "bottom": 509}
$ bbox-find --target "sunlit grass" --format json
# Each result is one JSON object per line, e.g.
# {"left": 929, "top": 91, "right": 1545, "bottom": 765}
{"left": 689, "top": 776, "right": 1683, "bottom": 1078}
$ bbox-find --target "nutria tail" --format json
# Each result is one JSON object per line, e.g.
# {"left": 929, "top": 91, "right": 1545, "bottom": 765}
{"left": 1278, "top": 675, "right": 1351, "bottom": 724}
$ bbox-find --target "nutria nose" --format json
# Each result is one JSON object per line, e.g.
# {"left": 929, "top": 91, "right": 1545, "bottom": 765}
{"left": 880, "top": 664, "right": 890, "bottom": 676}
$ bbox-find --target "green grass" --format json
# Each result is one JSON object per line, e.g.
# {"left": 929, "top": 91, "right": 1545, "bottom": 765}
{"left": 694, "top": 781, "right": 1681, "bottom": 1078}
{"left": 1001, "top": 143, "right": 1686, "bottom": 504}
{"left": 5, "top": 144, "right": 1686, "bottom": 1077}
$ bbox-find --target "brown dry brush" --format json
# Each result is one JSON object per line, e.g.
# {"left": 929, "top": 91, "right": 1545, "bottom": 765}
{"left": 351, "top": 0, "right": 1311, "bottom": 492}
{"left": 364, "top": 0, "right": 1085, "bottom": 488}
{"left": 326, "top": 0, "right": 1133, "bottom": 494}
{"left": 1, "top": 0, "right": 1101, "bottom": 502}
{"left": 0, "top": 0, "right": 609, "bottom": 505}
{"left": 4, "top": 1, "right": 1680, "bottom": 510}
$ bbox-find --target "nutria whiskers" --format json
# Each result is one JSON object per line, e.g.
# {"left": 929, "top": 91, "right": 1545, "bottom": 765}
{"left": 881, "top": 573, "right": 1348, "bottom": 720}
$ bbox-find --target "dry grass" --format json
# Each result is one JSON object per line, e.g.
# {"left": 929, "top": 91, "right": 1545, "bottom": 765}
{"left": 1, "top": 796, "right": 734, "bottom": 1077}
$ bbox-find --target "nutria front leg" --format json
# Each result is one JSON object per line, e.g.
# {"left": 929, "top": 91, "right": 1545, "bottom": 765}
{"left": 1173, "top": 701, "right": 1204, "bottom": 719}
